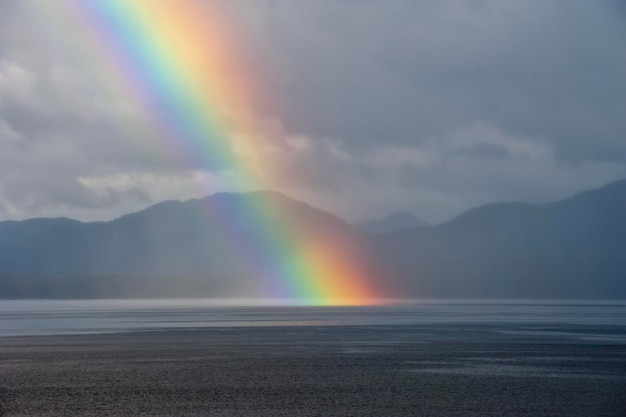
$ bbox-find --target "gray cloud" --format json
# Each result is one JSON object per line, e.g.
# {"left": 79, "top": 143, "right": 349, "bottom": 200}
{"left": 0, "top": 0, "right": 624, "bottom": 222}
{"left": 244, "top": 0, "right": 626, "bottom": 161}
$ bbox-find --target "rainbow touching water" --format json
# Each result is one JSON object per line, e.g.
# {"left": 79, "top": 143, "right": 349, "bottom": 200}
{"left": 36, "top": 0, "right": 383, "bottom": 305}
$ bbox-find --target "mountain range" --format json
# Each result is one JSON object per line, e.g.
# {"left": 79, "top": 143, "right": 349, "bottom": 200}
{"left": 373, "top": 179, "right": 626, "bottom": 299}
{"left": 355, "top": 212, "right": 427, "bottom": 234}
{"left": 1, "top": 180, "right": 625, "bottom": 299}
{"left": 0, "top": 191, "right": 366, "bottom": 298}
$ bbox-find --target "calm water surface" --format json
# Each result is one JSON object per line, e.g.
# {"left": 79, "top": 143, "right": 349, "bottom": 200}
{"left": 1, "top": 299, "right": 625, "bottom": 337}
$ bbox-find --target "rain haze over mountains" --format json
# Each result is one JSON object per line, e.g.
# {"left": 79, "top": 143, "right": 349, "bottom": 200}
{"left": 1, "top": 179, "right": 624, "bottom": 300}
{"left": 0, "top": 1, "right": 625, "bottom": 300}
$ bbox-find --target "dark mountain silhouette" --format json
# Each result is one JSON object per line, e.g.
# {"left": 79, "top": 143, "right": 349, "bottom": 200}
{"left": 0, "top": 191, "right": 370, "bottom": 299}
{"left": 355, "top": 212, "right": 428, "bottom": 234}
{"left": 0, "top": 180, "right": 625, "bottom": 299}
{"left": 373, "top": 179, "right": 626, "bottom": 299}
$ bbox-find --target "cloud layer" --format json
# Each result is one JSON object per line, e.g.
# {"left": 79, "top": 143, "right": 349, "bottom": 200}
{"left": 0, "top": 0, "right": 624, "bottom": 222}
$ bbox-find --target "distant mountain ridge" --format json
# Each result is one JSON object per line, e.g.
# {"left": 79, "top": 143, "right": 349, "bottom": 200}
{"left": 373, "top": 179, "right": 626, "bottom": 299}
{"left": 0, "top": 179, "right": 625, "bottom": 299}
{"left": 355, "top": 212, "right": 428, "bottom": 234}
{"left": 0, "top": 191, "right": 368, "bottom": 298}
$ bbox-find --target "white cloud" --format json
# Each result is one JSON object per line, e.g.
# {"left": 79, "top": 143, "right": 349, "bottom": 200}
{"left": 441, "top": 122, "right": 551, "bottom": 161}
{"left": 271, "top": 122, "right": 625, "bottom": 223}
{"left": 0, "top": 61, "right": 37, "bottom": 104}
{"left": 0, "top": 116, "right": 23, "bottom": 142}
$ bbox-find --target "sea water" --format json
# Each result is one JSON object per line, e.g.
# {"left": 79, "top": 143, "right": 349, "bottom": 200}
{"left": 1, "top": 299, "right": 625, "bottom": 338}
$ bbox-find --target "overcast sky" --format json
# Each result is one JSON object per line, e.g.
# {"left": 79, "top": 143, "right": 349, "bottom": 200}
{"left": 0, "top": 0, "right": 625, "bottom": 223}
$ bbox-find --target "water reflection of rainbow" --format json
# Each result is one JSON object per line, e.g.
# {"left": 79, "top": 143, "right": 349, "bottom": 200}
{"left": 39, "top": 0, "right": 382, "bottom": 305}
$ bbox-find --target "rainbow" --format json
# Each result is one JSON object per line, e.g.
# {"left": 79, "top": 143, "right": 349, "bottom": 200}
{"left": 35, "top": 0, "right": 383, "bottom": 305}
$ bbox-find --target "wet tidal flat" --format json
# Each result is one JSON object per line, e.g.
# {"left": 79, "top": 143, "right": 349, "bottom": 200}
{"left": 1, "top": 321, "right": 625, "bottom": 416}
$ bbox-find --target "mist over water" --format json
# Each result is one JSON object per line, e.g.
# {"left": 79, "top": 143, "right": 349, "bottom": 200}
{"left": 2, "top": 299, "right": 625, "bottom": 337}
